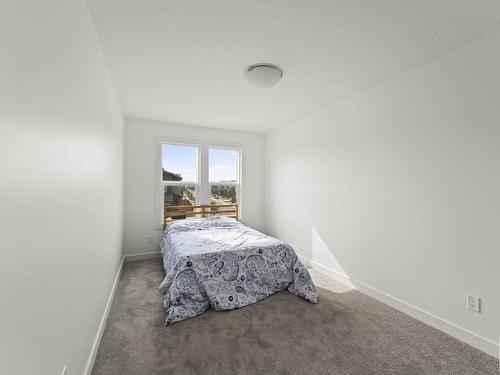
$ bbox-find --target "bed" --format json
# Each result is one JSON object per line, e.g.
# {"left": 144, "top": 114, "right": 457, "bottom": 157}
{"left": 159, "top": 204, "right": 318, "bottom": 324}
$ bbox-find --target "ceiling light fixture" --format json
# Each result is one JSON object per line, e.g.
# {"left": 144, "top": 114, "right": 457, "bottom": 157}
{"left": 244, "top": 63, "right": 283, "bottom": 88}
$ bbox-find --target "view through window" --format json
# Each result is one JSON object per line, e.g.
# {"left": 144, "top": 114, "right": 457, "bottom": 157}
{"left": 209, "top": 148, "right": 239, "bottom": 205}
{"left": 162, "top": 144, "right": 198, "bottom": 207}
{"left": 161, "top": 143, "right": 241, "bottom": 217}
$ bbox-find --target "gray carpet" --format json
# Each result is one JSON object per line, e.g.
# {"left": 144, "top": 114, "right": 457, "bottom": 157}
{"left": 92, "top": 259, "right": 498, "bottom": 375}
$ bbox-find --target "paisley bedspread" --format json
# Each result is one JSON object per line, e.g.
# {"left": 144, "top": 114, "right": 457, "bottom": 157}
{"left": 159, "top": 216, "right": 318, "bottom": 324}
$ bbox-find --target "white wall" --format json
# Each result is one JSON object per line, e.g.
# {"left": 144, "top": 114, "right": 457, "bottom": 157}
{"left": 124, "top": 118, "right": 265, "bottom": 256}
{"left": 0, "top": 1, "right": 123, "bottom": 374}
{"left": 265, "top": 32, "right": 500, "bottom": 357}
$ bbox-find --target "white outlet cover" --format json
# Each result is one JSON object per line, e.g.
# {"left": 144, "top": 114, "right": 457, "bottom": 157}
{"left": 467, "top": 294, "right": 481, "bottom": 313}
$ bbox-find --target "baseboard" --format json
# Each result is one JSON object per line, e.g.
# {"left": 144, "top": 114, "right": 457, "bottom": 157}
{"left": 124, "top": 251, "right": 162, "bottom": 263}
{"left": 83, "top": 257, "right": 124, "bottom": 375}
{"left": 310, "top": 260, "right": 356, "bottom": 289}
{"left": 310, "top": 260, "right": 499, "bottom": 359}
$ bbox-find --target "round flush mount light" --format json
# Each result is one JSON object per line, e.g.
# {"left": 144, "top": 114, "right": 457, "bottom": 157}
{"left": 244, "top": 63, "right": 283, "bottom": 88}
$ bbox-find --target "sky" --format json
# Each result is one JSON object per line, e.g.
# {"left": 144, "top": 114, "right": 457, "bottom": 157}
{"left": 162, "top": 145, "right": 238, "bottom": 182}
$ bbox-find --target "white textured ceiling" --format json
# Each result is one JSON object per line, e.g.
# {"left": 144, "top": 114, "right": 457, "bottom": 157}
{"left": 87, "top": 0, "right": 500, "bottom": 133}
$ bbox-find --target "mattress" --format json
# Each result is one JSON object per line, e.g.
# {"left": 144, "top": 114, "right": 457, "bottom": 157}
{"left": 159, "top": 216, "right": 317, "bottom": 324}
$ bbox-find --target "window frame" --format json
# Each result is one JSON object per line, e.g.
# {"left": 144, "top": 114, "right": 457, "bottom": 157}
{"left": 155, "top": 138, "right": 243, "bottom": 227}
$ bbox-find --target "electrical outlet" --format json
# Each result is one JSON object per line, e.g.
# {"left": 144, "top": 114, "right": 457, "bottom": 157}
{"left": 146, "top": 236, "right": 153, "bottom": 245}
{"left": 61, "top": 366, "right": 67, "bottom": 375}
{"left": 467, "top": 294, "right": 481, "bottom": 313}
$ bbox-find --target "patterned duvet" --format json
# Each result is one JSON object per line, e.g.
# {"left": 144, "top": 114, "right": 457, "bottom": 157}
{"left": 159, "top": 216, "right": 318, "bottom": 324}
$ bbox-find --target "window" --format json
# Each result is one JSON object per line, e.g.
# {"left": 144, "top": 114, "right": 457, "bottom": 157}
{"left": 160, "top": 142, "right": 241, "bottom": 223}
{"left": 209, "top": 147, "right": 240, "bottom": 205}
{"left": 161, "top": 144, "right": 199, "bottom": 207}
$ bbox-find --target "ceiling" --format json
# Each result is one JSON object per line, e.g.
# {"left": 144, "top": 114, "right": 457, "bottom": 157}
{"left": 87, "top": 0, "right": 500, "bottom": 133}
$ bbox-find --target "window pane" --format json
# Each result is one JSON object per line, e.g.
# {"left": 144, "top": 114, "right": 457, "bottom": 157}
{"left": 162, "top": 144, "right": 198, "bottom": 182}
{"left": 209, "top": 148, "right": 239, "bottom": 182}
{"left": 210, "top": 185, "right": 237, "bottom": 204}
{"left": 164, "top": 185, "right": 196, "bottom": 206}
